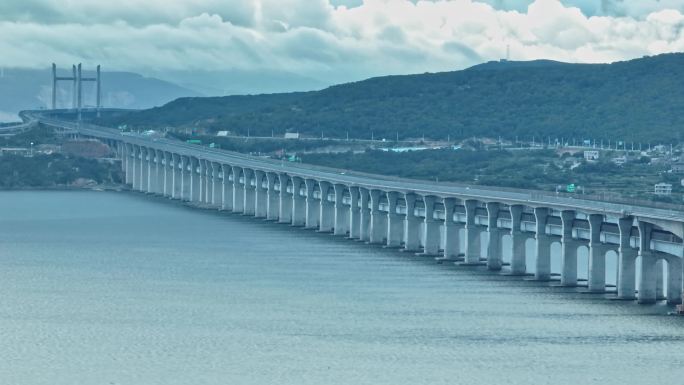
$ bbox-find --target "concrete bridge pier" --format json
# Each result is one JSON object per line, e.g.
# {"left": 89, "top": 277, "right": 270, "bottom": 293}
{"left": 231, "top": 166, "right": 244, "bottom": 213}
{"left": 333, "top": 184, "right": 349, "bottom": 236}
{"left": 666, "top": 257, "right": 683, "bottom": 304}
{"left": 133, "top": 146, "right": 142, "bottom": 191}
{"left": 358, "top": 188, "right": 371, "bottom": 242}
{"left": 637, "top": 221, "right": 657, "bottom": 304}
{"left": 369, "top": 189, "right": 385, "bottom": 244}
{"left": 145, "top": 149, "right": 154, "bottom": 193}
{"left": 242, "top": 169, "right": 256, "bottom": 216}
{"left": 197, "top": 158, "right": 205, "bottom": 203}
{"left": 143, "top": 148, "right": 152, "bottom": 193}
{"left": 464, "top": 200, "right": 480, "bottom": 264}
{"left": 162, "top": 152, "right": 172, "bottom": 197}
{"left": 638, "top": 255, "right": 658, "bottom": 304}
{"left": 197, "top": 159, "right": 205, "bottom": 203}
{"left": 656, "top": 259, "right": 665, "bottom": 301}
{"left": 485, "top": 202, "right": 502, "bottom": 270}
{"left": 149, "top": 150, "right": 157, "bottom": 194}
{"left": 155, "top": 150, "right": 164, "bottom": 195}
{"left": 588, "top": 214, "right": 606, "bottom": 292}
{"left": 254, "top": 170, "right": 268, "bottom": 218}
{"left": 266, "top": 173, "right": 279, "bottom": 221}
{"left": 221, "top": 165, "right": 233, "bottom": 211}
{"left": 179, "top": 156, "right": 188, "bottom": 201}
{"left": 403, "top": 193, "right": 420, "bottom": 251}
{"left": 190, "top": 157, "right": 201, "bottom": 202}
{"left": 121, "top": 144, "right": 130, "bottom": 185}
{"left": 319, "top": 182, "right": 335, "bottom": 233}
{"left": 422, "top": 196, "right": 440, "bottom": 255}
{"left": 117, "top": 143, "right": 125, "bottom": 173}
{"left": 137, "top": 148, "right": 145, "bottom": 192}
{"left": 386, "top": 192, "right": 403, "bottom": 247}
{"left": 159, "top": 153, "right": 167, "bottom": 195}
{"left": 534, "top": 208, "right": 552, "bottom": 281}
{"left": 560, "top": 210, "right": 578, "bottom": 286}
{"left": 181, "top": 156, "right": 192, "bottom": 201}
{"left": 171, "top": 154, "right": 180, "bottom": 199}
{"left": 278, "top": 174, "right": 292, "bottom": 223}
{"left": 304, "top": 179, "right": 319, "bottom": 229}
{"left": 125, "top": 144, "right": 134, "bottom": 186}
{"left": 509, "top": 205, "right": 526, "bottom": 275}
{"left": 441, "top": 198, "right": 459, "bottom": 260}
{"left": 291, "top": 177, "right": 306, "bottom": 226}
{"left": 135, "top": 146, "right": 144, "bottom": 192}
{"left": 152, "top": 151, "right": 161, "bottom": 194}
{"left": 211, "top": 162, "right": 222, "bottom": 207}
{"left": 200, "top": 160, "right": 209, "bottom": 203}
{"left": 348, "top": 187, "right": 361, "bottom": 239}
{"left": 205, "top": 160, "right": 213, "bottom": 203}
{"left": 617, "top": 217, "right": 637, "bottom": 300}
{"left": 149, "top": 150, "right": 157, "bottom": 193}
{"left": 204, "top": 160, "right": 213, "bottom": 204}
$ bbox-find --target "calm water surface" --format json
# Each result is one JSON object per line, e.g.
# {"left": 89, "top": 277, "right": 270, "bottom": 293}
{"left": 0, "top": 191, "right": 682, "bottom": 385}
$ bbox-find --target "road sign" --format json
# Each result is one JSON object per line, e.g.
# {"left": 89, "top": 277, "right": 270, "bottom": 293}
{"left": 566, "top": 184, "right": 576, "bottom": 193}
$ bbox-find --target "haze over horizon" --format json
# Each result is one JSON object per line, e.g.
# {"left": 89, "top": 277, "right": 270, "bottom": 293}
{"left": 3, "top": 0, "right": 684, "bottom": 96}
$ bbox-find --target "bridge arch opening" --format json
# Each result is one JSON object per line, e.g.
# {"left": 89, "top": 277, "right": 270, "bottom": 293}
{"left": 524, "top": 237, "right": 536, "bottom": 275}
{"left": 604, "top": 249, "right": 619, "bottom": 290}
{"left": 576, "top": 245, "right": 589, "bottom": 285}
{"left": 457, "top": 227, "right": 466, "bottom": 256}
{"left": 501, "top": 233, "right": 512, "bottom": 266}
{"left": 653, "top": 254, "right": 682, "bottom": 302}
{"left": 550, "top": 240, "right": 562, "bottom": 278}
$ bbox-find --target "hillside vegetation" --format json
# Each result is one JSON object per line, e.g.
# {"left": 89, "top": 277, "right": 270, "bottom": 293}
{"left": 102, "top": 54, "right": 684, "bottom": 143}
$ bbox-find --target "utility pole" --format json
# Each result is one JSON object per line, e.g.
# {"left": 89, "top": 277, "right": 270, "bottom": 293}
{"left": 51, "top": 63, "right": 57, "bottom": 109}
{"left": 77, "top": 63, "right": 82, "bottom": 121}
{"left": 96, "top": 65, "right": 101, "bottom": 117}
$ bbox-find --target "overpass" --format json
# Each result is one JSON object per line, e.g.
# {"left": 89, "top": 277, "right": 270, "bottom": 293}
{"left": 24, "top": 111, "right": 684, "bottom": 305}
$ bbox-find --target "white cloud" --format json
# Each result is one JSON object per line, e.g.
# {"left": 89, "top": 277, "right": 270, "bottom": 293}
{"left": 1, "top": 0, "right": 684, "bottom": 88}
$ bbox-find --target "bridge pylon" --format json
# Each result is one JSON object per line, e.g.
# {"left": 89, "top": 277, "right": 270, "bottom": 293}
{"left": 51, "top": 63, "right": 102, "bottom": 118}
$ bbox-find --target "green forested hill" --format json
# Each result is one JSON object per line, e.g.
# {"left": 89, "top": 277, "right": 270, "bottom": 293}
{"left": 101, "top": 53, "right": 684, "bottom": 143}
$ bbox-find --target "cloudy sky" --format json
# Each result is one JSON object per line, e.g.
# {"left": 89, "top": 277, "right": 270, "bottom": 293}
{"left": 3, "top": 0, "right": 684, "bottom": 93}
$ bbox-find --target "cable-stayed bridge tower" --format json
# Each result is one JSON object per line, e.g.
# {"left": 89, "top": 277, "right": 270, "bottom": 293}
{"left": 51, "top": 63, "right": 101, "bottom": 118}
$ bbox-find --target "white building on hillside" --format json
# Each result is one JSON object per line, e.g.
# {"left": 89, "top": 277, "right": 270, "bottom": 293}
{"left": 654, "top": 183, "right": 672, "bottom": 196}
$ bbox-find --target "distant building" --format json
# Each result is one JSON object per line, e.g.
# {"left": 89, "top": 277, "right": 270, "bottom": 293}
{"left": 36, "top": 144, "right": 61, "bottom": 155}
{"left": 612, "top": 156, "right": 627, "bottom": 165}
{"left": 672, "top": 163, "right": 684, "bottom": 174}
{"left": 0, "top": 147, "right": 30, "bottom": 156}
{"left": 284, "top": 133, "right": 300, "bottom": 139}
{"left": 584, "top": 150, "right": 599, "bottom": 161}
{"left": 654, "top": 183, "right": 673, "bottom": 196}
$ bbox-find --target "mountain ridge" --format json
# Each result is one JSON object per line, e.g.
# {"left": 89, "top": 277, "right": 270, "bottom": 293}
{"left": 101, "top": 53, "right": 684, "bottom": 143}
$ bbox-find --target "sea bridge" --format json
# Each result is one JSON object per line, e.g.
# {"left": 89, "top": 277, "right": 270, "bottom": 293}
{"left": 25, "top": 111, "right": 684, "bottom": 305}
